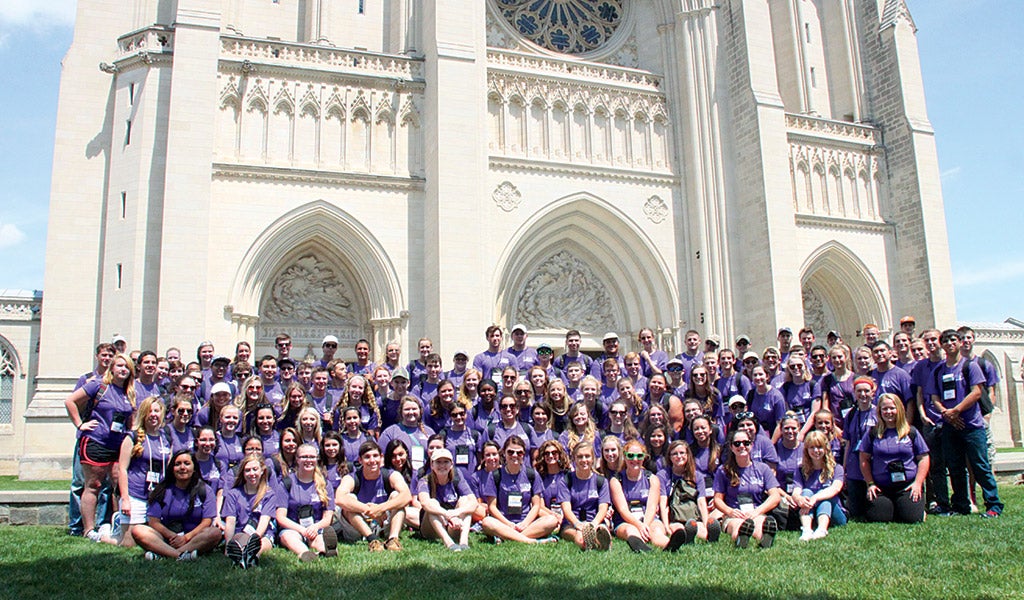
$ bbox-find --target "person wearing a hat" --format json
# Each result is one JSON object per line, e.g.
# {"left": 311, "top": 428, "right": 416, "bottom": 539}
{"left": 507, "top": 324, "right": 539, "bottom": 374}
{"left": 199, "top": 355, "right": 235, "bottom": 404}
{"left": 776, "top": 328, "right": 794, "bottom": 363}
{"left": 704, "top": 334, "right": 722, "bottom": 353}
{"left": 826, "top": 330, "right": 842, "bottom": 346}
{"left": 534, "top": 344, "right": 562, "bottom": 384}
{"left": 416, "top": 448, "right": 477, "bottom": 551}
{"left": 278, "top": 357, "right": 298, "bottom": 392}
{"left": 111, "top": 334, "right": 128, "bottom": 355}
{"left": 380, "top": 368, "right": 411, "bottom": 430}
{"left": 446, "top": 350, "right": 470, "bottom": 390}
{"left": 734, "top": 334, "right": 752, "bottom": 358}
{"left": 591, "top": 332, "right": 625, "bottom": 382}
{"left": 899, "top": 316, "right": 916, "bottom": 337}
{"left": 664, "top": 357, "right": 687, "bottom": 398}
{"left": 676, "top": 330, "right": 704, "bottom": 377}
{"left": 317, "top": 335, "right": 340, "bottom": 369}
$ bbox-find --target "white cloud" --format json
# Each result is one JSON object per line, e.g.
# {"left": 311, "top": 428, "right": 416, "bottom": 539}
{"left": 0, "top": 0, "right": 76, "bottom": 29}
{"left": 0, "top": 221, "right": 26, "bottom": 249}
{"left": 954, "top": 259, "right": 1024, "bottom": 287}
{"left": 940, "top": 166, "right": 961, "bottom": 181}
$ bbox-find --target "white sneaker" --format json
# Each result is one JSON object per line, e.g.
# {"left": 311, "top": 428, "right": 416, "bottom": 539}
{"left": 811, "top": 528, "right": 828, "bottom": 540}
{"left": 86, "top": 530, "right": 102, "bottom": 543}
{"left": 177, "top": 550, "right": 197, "bottom": 561}
{"left": 799, "top": 529, "right": 813, "bottom": 541}
{"left": 144, "top": 551, "right": 162, "bottom": 561}
{"left": 96, "top": 523, "right": 112, "bottom": 541}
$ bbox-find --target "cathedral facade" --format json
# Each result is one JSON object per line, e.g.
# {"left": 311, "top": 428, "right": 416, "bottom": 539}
{"left": 8, "top": 0, "right": 997, "bottom": 476}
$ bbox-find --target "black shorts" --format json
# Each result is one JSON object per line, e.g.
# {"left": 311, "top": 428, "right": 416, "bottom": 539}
{"left": 78, "top": 437, "right": 119, "bottom": 467}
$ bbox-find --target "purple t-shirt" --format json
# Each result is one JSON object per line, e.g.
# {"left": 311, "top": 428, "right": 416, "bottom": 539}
{"left": 79, "top": 380, "right": 134, "bottom": 450}
{"left": 872, "top": 367, "right": 913, "bottom": 406}
{"left": 222, "top": 486, "right": 281, "bottom": 533}
{"left": 715, "top": 373, "right": 752, "bottom": 402}
{"left": 713, "top": 461, "right": 780, "bottom": 509}
{"left": 215, "top": 433, "right": 244, "bottom": 469}
{"left": 539, "top": 472, "right": 568, "bottom": 511}
{"left": 859, "top": 427, "right": 929, "bottom": 487}
{"left": 487, "top": 421, "right": 537, "bottom": 453}
{"left": 282, "top": 473, "right": 335, "bottom": 522}
{"left": 443, "top": 427, "right": 481, "bottom": 480}
{"left": 125, "top": 432, "right": 172, "bottom": 500}
{"left": 507, "top": 347, "right": 539, "bottom": 374}
{"left": 562, "top": 472, "right": 610, "bottom": 522}
{"left": 931, "top": 359, "right": 986, "bottom": 430}
{"left": 146, "top": 484, "right": 216, "bottom": 531}
{"left": 352, "top": 469, "right": 397, "bottom": 504}
{"left": 166, "top": 425, "right": 195, "bottom": 454}
{"left": 820, "top": 373, "right": 855, "bottom": 419}
{"left": 750, "top": 388, "right": 786, "bottom": 434}
{"left": 259, "top": 430, "right": 281, "bottom": 458}
{"left": 615, "top": 471, "right": 657, "bottom": 525}
{"left": 473, "top": 350, "right": 513, "bottom": 384}
{"left": 774, "top": 441, "right": 803, "bottom": 494}
{"left": 641, "top": 350, "right": 669, "bottom": 378}
{"left": 844, "top": 407, "right": 878, "bottom": 482}
{"left": 795, "top": 464, "right": 845, "bottom": 494}
{"left": 340, "top": 431, "right": 370, "bottom": 464}
{"left": 196, "top": 456, "right": 226, "bottom": 494}
{"left": 480, "top": 467, "right": 542, "bottom": 523}
{"left": 377, "top": 423, "right": 435, "bottom": 472}
{"left": 416, "top": 474, "right": 474, "bottom": 509}
{"left": 912, "top": 358, "right": 944, "bottom": 423}
{"left": 781, "top": 381, "right": 818, "bottom": 422}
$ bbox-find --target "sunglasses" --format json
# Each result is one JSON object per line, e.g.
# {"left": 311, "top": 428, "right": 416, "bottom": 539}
{"left": 731, "top": 440, "right": 752, "bottom": 448}
{"left": 734, "top": 411, "right": 755, "bottom": 421}
{"left": 542, "top": 450, "right": 559, "bottom": 457}
{"left": 515, "top": 390, "right": 531, "bottom": 396}
{"left": 624, "top": 452, "right": 646, "bottom": 460}
{"left": 176, "top": 408, "right": 192, "bottom": 415}
{"left": 609, "top": 409, "right": 627, "bottom": 416}
{"left": 179, "top": 385, "right": 196, "bottom": 391}
{"left": 505, "top": 449, "right": 525, "bottom": 457}
{"left": 323, "top": 343, "right": 337, "bottom": 348}
{"left": 500, "top": 403, "right": 517, "bottom": 409}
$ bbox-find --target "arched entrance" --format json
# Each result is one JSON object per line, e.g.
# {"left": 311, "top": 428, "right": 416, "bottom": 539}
{"left": 801, "top": 241, "right": 889, "bottom": 340}
{"left": 493, "top": 193, "right": 679, "bottom": 351}
{"left": 227, "top": 200, "right": 407, "bottom": 360}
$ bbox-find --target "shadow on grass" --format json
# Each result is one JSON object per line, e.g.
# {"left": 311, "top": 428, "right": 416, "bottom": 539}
{"left": 3, "top": 544, "right": 1008, "bottom": 600}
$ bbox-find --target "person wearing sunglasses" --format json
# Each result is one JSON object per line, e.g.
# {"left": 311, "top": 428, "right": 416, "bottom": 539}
{"left": 166, "top": 394, "right": 196, "bottom": 453}
{"left": 533, "top": 440, "right": 569, "bottom": 523}
{"left": 727, "top": 413, "right": 779, "bottom": 472}
{"left": 661, "top": 440, "right": 720, "bottom": 547}
{"left": 713, "top": 429, "right": 782, "bottom": 548}
{"left": 781, "top": 356, "right": 818, "bottom": 425}
{"left": 485, "top": 392, "right": 538, "bottom": 455}
{"left": 609, "top": 439, "right": 670, "bottom": 552}
{"left": 479, "top": 436, "right": 559, "bottom": 544}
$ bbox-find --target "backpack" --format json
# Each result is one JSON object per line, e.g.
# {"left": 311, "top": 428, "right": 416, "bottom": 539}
{"left": 492, "top": 466, "right": 537, "bottom": 493}
{"left": 351, "top": 467, "right": 396, "bottom": 497}
{"left": 933, "top": 359, "right": 993, "bottom": 416}
{"left": 82, "top": 382, "right": 109, "bottom": 422}
{"left": 667, "top": 476, "right": 700, "bottom": 524}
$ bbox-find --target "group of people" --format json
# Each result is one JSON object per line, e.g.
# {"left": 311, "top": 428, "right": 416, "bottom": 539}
{"left": 63, "top": 318, "right": 1005, "bottom": 563}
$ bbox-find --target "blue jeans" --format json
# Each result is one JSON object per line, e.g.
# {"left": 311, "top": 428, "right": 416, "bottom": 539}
{"left": 802, "top": 489, "right": 847, "bottom": 526}
{"left": 942, "top": 425, "right": 1002, "bottom": 514}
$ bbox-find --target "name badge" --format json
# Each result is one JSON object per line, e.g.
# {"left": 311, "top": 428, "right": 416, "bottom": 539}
{"left": 455, "top": 446, "right": 470, "bottom": 466}
{"left": 298, "top": 504, "right": 314, "bottom": 528}
{"left": 411, "top": 445, "right": 426, "bottom": 470}
{"left": 738, "top": 492, "right": 755, "bottom": 512}
{"left": 146, "top": 471, "right": 161, "bottom": 484}
{"left": 629, "top": 501, "right": 644, "bottom": 519}
{"left": 942, "top": 373, "right": 956, "bottom": 401}
{"left": 507, "top": 492, "right": 524, "bottom": 516}
{"left": 243, "top": 523, "right": 256, "bottom": 536}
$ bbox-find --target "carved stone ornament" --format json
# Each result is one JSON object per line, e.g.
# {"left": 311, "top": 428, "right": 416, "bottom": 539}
{"left": 802, "top": 287, "right": 829, "bottom": 336}
{"left": 643, "top": 195, "right": 668, "bottom": 223}
{"left": 261, "top": 254, "right": 358, "bottom": 324}
{"left": 517, "top": 250, "right": 615, "bottom": 332}
{"left": 492, "top": 0, "right": 625, "bottom": 55}
{"left": 493, "top": 181, "right": 522, "bottom": 212}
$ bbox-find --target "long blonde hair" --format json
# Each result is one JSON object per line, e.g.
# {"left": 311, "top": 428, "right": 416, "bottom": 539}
{"left": 296, "top": 443, "right": 330, "bottom": 507}
{"left": 131, "top": 396, "right": 166, "bottom": 458}
{"left": 800, "top": 430, "right": 836, "bottom": 484}
{"left": 873, "top": 393, "right": 911, "bottom": 440}
{"left": 106, "top": 354, "right": 137, "bottom": 409}
{"left": 233, "top": 454, "right": 270, "bottom": 509}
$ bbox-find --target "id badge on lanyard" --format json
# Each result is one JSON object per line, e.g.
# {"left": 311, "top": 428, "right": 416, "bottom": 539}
{"left": 737, "top": 492, "right": 755, "bottom": 513}
{"left": 507, "top": 491, "right": 524, "bottom": 516}
{"left": 455, "top": 445, "right": 470, "bottom": 466}
{"left": 411, "top": 444, "right": 426, "bottom": 470}
{"left": 629, "top": 500, "right": 644, "bottom": 519}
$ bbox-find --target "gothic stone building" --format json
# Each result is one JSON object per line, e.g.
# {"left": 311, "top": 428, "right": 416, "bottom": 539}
{"left": 8, "top": 0, "right": 1020, "bottom": 476}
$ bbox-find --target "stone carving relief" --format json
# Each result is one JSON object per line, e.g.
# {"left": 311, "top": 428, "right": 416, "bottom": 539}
{"left": 262, "top": 254, "right": 358, "bottom": 325}
{"left": 643, "top": 195, "right": 668, "bottom": 223}
{"left": 801, "top": 287, "right": 829, "bottom": 337}
{"left": 493, "top": 181, "right": 522, "bottom": 212}
{"left": 517, "top": 250, "right": 615, "bottom": 333}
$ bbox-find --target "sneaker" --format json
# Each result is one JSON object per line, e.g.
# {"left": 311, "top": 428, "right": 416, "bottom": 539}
{"left": 626, "top": 535, "right": 652, "bottom": 553}
{"left": 448, "top": 543, "right": 462, "bottom": 552}
{"left": 811, "top": 528, "right": 828, "bottom": 540}
{"left": 85, "top": 530, "right": 102, "bottom": 543}
{"left": 595, "top": 525, "right": 612, "bottom": 551}
{"left": 458, "top": 544, "right": 470, "bottom": 551}
{"left": 144, "top": 551, "right": 162, "bottom": 561}
{"left": 367, "top": 538, "right": 385, "bottom": 552}
{"left": 243, "top": 534, "right": 262, "bottom": 568}
{"left": 536, "top": 536, "right": 559, "bottom": 545}
{"left": 581, "top": 523, "right": 597, "bottom": 551}
{"left": 225, "top": 539, "right": 245, "bottom": 568}
{"left": 736, "top": 518, "right": 754, "bottom": 549}
{"left": 666, "top": 529, "right": 688, "bottom": 552}
{"left": 177, "top": 550, "right": 197, "bottom": 562}
{"left": 799, "top": 528, "right": 813, "bottom": 542}
{"left": 96, "top": 523, "right": 112, "bottom": 541}
{"left": 299, "top": 550, "right": 318, "bottom": 562}
{"left": 981, "top": 509, "right": 1001, "bottom": 519}
{"left": 321, "top": 526, "right": 338, "bottom": 558}
{"left": 384, "top": 537, "right": 403, "bottom": 552}
{"left": 706, "top": 519, "right": 722, "bottom": 543}
{"left": 760, "top": 516, "right": 778, "bottom": 549}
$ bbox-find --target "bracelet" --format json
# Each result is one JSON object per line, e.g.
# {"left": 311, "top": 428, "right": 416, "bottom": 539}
{"left": 866, "top": 481, "right": 875, "bottom": 487}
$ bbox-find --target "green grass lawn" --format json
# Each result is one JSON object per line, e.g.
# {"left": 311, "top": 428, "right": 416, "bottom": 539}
{"left": 0, "top": 476, "right": 70, "bottom": 491}
{"left": 3, "top": 486, "right": 1023, "bottom": 600}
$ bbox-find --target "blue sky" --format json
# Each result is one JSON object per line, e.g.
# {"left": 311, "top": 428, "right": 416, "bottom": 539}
{"left": 0, "top": 1, "right": 1020, "bottom": 322}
